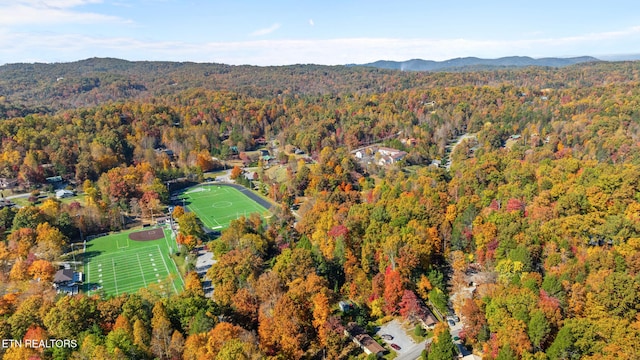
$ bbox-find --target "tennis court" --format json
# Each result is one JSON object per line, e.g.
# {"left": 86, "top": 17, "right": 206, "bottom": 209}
{"left": 83, "top": 227, "right": 184, "bottom": 297}
{"left": 178, "top": 184, "right": 270, "bottom": 230}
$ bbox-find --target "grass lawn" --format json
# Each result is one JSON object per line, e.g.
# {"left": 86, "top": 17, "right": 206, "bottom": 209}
{"left": 203, "top": 170, "right": 228, "bottom": 180}
{"left": 83, "top": 227, "right": 184, "bottom": 297}
{"left": 264, "top": 165, "right": 289, "bottom": 183}
{"left": 178, "top": 185, "right": 269, "bottom": 230}
{"left": 58, "top": 193, "right": 87, "bottom": 205}
{"left": 11, "top": 193, "right": 86, "bottom": 207}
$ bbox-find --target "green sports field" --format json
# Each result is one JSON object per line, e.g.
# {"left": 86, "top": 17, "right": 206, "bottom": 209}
{"left": 179, "top": 185, "right": 269, "bottom": 230}
{"left": 83, "top": 227, "right": 184, "bottom": 297}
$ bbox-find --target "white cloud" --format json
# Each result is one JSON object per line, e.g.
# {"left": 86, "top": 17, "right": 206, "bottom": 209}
{"left": 0, "top": 0, "right": 103, "bottom": 7}
{"left": 249, "top": 23, "right": 281, "bottom": 37}
{"left": 309, "top": 19, "right": 314, "bottom": 26}
{"left": 0, "top": 0, "right": 130, "bottom": 26}
{"left": 1, "top": 25, "right": 640, "bottom": 66}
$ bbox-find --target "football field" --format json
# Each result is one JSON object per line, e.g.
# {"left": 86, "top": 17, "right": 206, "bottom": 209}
{"left": 83, "top": 227, "right": 184, "bottom": 297}
{"left": 179, "top": 184, "right": 270, "bottom": 230}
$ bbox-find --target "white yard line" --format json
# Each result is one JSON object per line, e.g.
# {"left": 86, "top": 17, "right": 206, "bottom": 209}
{"left": 136, "top": 254, "right": 147, "bottom": 286}
{"left": 112, "top": 258, "right": 119, "bottom": 295}
{"left": 162, "top": 227, "right": 173, "bottom": 253}
{"left": 86, "top": 256, "right": 90, "bottom": 295}
{"left": 157, "top": 245, "right": 179, "bottom": 294}
{"left": 117, "top": 236, "right": 130, "bottom": 249}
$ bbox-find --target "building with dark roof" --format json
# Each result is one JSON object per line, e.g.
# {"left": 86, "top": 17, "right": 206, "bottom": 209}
{"left": 344, "top": 322, "right": 386, "bottom": 358}
{"left": 53, "top": 269, "right": 83, "bottom": 295}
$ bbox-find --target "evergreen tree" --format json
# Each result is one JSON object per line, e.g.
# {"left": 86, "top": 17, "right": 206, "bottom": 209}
{"left": 428, "top": 325, "right": 455, "bottom": 360}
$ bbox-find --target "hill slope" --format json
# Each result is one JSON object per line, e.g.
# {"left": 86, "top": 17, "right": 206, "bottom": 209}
{"left": 359, "top": 56, "right": 600, "bottom": 71}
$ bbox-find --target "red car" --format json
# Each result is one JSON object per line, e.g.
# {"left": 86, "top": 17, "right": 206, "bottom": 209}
{"left": 390, "top": 343, "right": 401, "bottom": 351}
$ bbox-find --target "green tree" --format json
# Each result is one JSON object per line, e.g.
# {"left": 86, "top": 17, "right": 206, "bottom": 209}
{"left": 8, "top": 296, "right": 44, "bottom": 339}
{"left": 594, "top": 271, "right": 640, "bottom": 319}
{"left": 428, "top": 325, "right": 455, "bottom": 360}
{"left": 496, "top": 344, "right": 517, "bottom": 360}
{"left": 547, "top": 324, "right": 579, "bottom": 360}
{"left": 429, "top": 288, "right": 448, "bottom": 314}
{"left": 106, "top": 328, "right": 135, "bottom": 357}
{"left": 44, "top": 295, "right": 98, "bottom": 339}
{"left": 528, "top": 310, "right": 550, "bottom": 351}
{"left": 177, "top": 212, "right": 204, "bottom": 239}
{"left": 0, "top": 206, "right": 17, "bottom": 231}
{"left": 11, "top": 206, "right": 44, "bottom": 230}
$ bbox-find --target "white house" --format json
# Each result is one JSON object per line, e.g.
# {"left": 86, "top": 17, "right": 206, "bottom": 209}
{"left": 56, "top": 189, "right": 74, "bottom": 199}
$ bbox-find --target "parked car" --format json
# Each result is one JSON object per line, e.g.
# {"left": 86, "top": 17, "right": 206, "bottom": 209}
{"left": 380, "top": 334, "right": 394, "bottom": 340}
{"left": 448, "top": 320, "right": 456, "bottom": 327}
{"left": 390, "top": 343, "right": 401, "bottom": 351}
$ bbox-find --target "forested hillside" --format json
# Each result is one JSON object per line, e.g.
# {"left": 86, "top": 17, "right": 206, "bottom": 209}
{"left": 0, "top": 59, "right": 638, "bottom": 359}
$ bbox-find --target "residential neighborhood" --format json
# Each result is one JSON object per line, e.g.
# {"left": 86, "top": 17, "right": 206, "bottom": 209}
{"left": 353, "top": 145, "right": 408, "bottom": 166}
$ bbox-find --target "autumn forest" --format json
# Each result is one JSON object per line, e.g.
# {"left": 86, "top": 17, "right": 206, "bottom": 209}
{"left": 0, "top": 58, "right": 639, "bottom": 359}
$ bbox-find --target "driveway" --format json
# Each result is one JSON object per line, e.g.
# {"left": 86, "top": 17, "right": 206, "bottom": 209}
{"left": 195, "top": 248, "right": 216, "bottom": 276}
{"left": 377, "top": 319, "right": 429, "bottom": 360}
{"left": 447, "top": 316, "right": 473, "bottom": 357}
{"left": 195, "top": 248, "right": 216, "bottom": 297}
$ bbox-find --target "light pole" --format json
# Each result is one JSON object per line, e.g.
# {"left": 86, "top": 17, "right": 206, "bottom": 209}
{"left": 74, "top": 214, "right": 84, "bottom": 243}
{"left": 73, "top": 214, "right": 85, "bottom": 271}
{"left": 149, "top": 206, "right": 154, "bottom": 226}
{"left": 70, "top": 243, "right": 77, "bottom": 271}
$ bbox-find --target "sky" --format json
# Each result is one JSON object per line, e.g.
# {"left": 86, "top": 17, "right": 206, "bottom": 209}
{"left": 1, "top": 0, "right": 640, "bottom": 66}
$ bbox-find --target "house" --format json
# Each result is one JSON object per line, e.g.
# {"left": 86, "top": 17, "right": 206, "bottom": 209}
{"left": 418, "top": 306, "right": 439, "bottom": 330}
{"left": 53, "top": 269, "right": 83, "bottom": 295}
{"left": 376, "top": 147, "right": 407, "bottom": 164}
{"left": 155, "top": 148, "right": 175, "bottom": 159}
{"left": 390, "top": 151, "right": 407, "bottom": 163}
{"left": 155, "top": 216, "right": 171, "bottom": 226}
{"left": 338, "top": 300, "right": 353, "bottom": 312}
{"left": 56, "top": 189, "right": 74, "bottom": 199}
{"left": 344, "top": 323, "right": 386, "bottom": 358}
{"left": 46, "top": 176, "right": 63, "bottom": 184}
{"left": 0, "top": 178, "right": 17, "bottom": 189}
{"left": 244, "top": 171, "right": 258, "bottom": 181}
{"left": 376, "top": 156, "right": 390, "bottom": 166}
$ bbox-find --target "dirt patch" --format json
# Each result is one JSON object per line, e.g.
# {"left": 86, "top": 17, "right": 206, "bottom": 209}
{"left": 129, "top": 228, "right": 164, "bottom": 241}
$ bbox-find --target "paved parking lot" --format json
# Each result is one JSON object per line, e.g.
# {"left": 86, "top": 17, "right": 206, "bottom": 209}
{"left": 377, "top": 319, "right": 429, "bottom": 360}
{"left": 195, "top": 249, "right": 216, "bottom": 275}
{"left": 195, "top": 248, "right": 216, "bottom": 297}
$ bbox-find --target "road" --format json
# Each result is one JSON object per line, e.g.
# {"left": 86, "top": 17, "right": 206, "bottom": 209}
{"left": 444, "top": 132, "right": 476, "bottom": 170}
{"left": 447, "top": 314, "right": 473, "bottom": 357}
{"left": 3, "top": 192, "right": 29, "bottom": 200}
{"left": 398, "top": 338, "right": 431, "bottom": 360}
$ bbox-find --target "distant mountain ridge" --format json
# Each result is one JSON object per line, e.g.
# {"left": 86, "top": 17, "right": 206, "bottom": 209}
{"left": 358, "top": 56, "right": 601, "bottom": 71}
{"left": 1, "top": 56, "right": 632, "bottom": 118}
